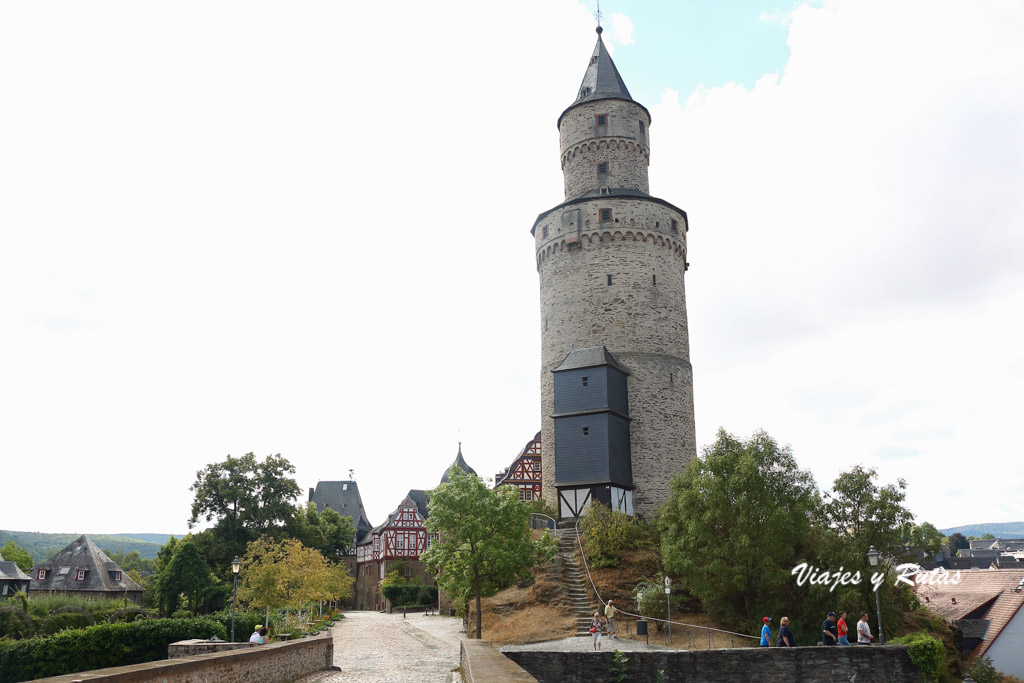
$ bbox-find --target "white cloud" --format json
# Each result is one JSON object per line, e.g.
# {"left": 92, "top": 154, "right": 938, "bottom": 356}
{"left": 608, "top": 12, "right": 635, "bottom": 46}
{"left": 651, "top": 0, "right": 1024, "bottom": 526}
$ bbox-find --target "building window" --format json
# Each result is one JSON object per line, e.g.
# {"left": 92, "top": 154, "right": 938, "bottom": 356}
{"left": 600, "top": 208, "right": 612, "bottom": 222}
{"left": 582, "top": 427, "right": 590, "bottom": 436}
{"left": 671, "top": 218, "right": 679, "bottom": 233}
{"left": 607, "top": 274, "right": 613, "bottom": 286}
{"left": 597, "top": 161, "right": 608, "bottom": 175}
{"left": 582, "top": 376, "right": 588, "bottom": 387}
{"left": 37, "top": 569, "right": 47, "bottom": 580}
{"left": 405, "top": 565, "right": 412, "bottom": 577}
{"left": 542, "top": 225, "right": 549, "bottom": 238}
{"left": 595, "top": 113, "right": 607, "bottom": 126}
{"left": 75, "top": 570, "right": 86, "bottom": 581}
{"left": 639, "top": 120, "right": 645, "bottom": 133}
{"left": 652, "top": 274, "right": 657, "bottom": 286}
{"left": 519, "top": 488, "right": 526, "bottom": 501}
{"left": 525, "top": 489, "right": 533, "bottom": 501}
{"left": 113, "top": 571, "right": 122, "bottom": 581}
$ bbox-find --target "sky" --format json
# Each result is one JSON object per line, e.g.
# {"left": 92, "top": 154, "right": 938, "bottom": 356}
{"left": 1, "top": 0, "right": 1022, "bottom": 539}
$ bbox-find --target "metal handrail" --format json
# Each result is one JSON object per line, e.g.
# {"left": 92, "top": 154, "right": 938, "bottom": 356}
{"left": 569, "top": 518, "right": 759, "bottom": 643}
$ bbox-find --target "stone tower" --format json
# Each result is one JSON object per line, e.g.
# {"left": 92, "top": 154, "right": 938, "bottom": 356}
{"left": 533, "top": 27, "right": 696, "bottom": 519}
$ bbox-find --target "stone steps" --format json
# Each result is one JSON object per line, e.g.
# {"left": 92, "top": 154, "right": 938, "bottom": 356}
{"left": 554, "top": 528, "right": 597, "bottom": 636}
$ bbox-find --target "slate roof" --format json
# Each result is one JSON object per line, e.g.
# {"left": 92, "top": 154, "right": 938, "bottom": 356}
{"left": 439, "top": 444, "right": 478, "bottom": 485}
{"left": 0, "top": 551, "right": 31, "bottom": 582}
{"left": 554, "top": 345, "right": 629, "bottom": 374}
{"left": 309, "top": 480, "right": 374, "bottom": 543}
{"left": 557, "top": 28, "right": 647, "bottom": 127}
{"left": 28, "top": 535, "right": 143, "bottom": 595}
{"left": 916, "top": 569, "right": 1024, "bottom": 656}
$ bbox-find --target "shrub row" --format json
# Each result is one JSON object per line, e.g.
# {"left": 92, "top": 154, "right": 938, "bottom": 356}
{"left": 0, "top": 617, "right": 225, "bottom": 682}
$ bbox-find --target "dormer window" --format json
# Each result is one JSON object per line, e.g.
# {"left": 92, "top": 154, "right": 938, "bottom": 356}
{"left": 111, "top": 571, "right": 123, "bottom": 581}
{"left": 599, "top": 208, "right": 612, "bottom": 222}
{"left": 595, "top": 114, "right": 607, "bottom": 127}
{"left": 590, "top": 56, "right": 598, "bottom": 65}
{"left": 37, "top": 569, "right": 47, "bottom": 580}
{"left": 75, "top": 570, "right": 86, "bottom": 581}
{"left": 597, "top": 162, "right": 608, "bottom": 175}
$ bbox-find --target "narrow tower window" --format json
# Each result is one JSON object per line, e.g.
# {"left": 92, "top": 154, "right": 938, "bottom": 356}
{"left": 542, "top": 225, "right": 549, "bottom": 238}
{"left": 597, "top": 161, "right": 608, "bottom": 175}
{"left": 582, "top": 427, "right": 590, "bottom": 436}
{"left": 607, "top": 274, "right": 613, "bottom": 286}
{"left": 639, "top": 120, "right": 645, "bottom": 133}
{"left": 595, "top": 113, "right": 608, "bottom": 126}
{"left": 599, "top": 208, "right": 612, "bottom": 222}
{"left": 582, "top": 376, "right": 589, "bottom": 387}
{"left": 671, "top": 218, "right": 679, "bottom": 233}
{"left": 652, "top": 274, "right": 656, "bottom": 286}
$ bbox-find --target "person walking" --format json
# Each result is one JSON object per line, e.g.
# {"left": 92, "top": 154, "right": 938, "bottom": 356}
{"left": 590, "top": 612, "right": 604, "bottom": 651}
{"left": 837, "top": 611, "right": 850, "bottom": 646}
{"left": 778, "top": 617, "right": 795, "bottom": 647}
{"left": 760, "top": 616, "right": 772, "bottom": 647}
{"left": 822, "top": 611, "right": 839, "bottom": 646}
{"left": 857, "top": 612, "right": 876, "bottom": 645}
{"left": 604, "top": 600, "right": 618, "bottom": 639}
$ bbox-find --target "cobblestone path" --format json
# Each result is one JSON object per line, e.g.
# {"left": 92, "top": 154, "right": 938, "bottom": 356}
{"left": 298, "top": 611, "right": 465, "bottom": 683}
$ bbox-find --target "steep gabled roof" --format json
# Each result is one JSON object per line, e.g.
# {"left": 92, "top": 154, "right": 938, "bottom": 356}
{"left": 309, "top": 480, "right": 374, "bottom": 543}
{"left": 439, "top": 444, "right": 477, "bottom": 485}
{"left": 558, "top": 27, "right": 649, "bottom": 128}
{"left": 28, "top": 535, "right": 142, "bottom": 594}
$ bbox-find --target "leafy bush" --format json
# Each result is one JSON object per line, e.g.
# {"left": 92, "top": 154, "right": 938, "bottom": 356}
{"left": 609, "top": 650, "right": 630, "bottom": 683}
{"left": 581, "top": 503, "right": 652, "bottom": 568}
{"left": 170, "top": 609, "right": 192, "bottom": 619}
{"left": 41, "top": 606, "right": 95, "bottom": 636}
{"left": 0, "top": 617, "right": 225, "bottom": 682}
{"left": 381, "top": 582, "right": 437, "bottom": 608}
{"left": 966, "top": 656, "right": 1003, "bottom": 683}
{"left": 207, "top": 608, "right": 262, "bottom": 642}
{"left": 0, "top": 606, "right": 34, "bottom": 639}
{"left": 108, "top": 606, "right": 151, "bottom": 623}
{"left": 891, "top": 631, "right": 945, "bottom": 682}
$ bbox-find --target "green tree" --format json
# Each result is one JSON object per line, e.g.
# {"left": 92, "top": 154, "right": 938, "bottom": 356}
{"left": 422, "top": 466, "right": 555, "bottom": 639}
{"left": 286, "top": 502, "right": 356, "bottom": 564}
{"left": 946, "top": 532, "right": 969, "bottom": 555}
{"left": 659, "top": 429, "right": 821, "bottom": 627}
{"left": 159, "top": 541, "right": 216, "bottom": 615}
{"left": 0, "top": 541, "right": 33, "bottom": 573}
{"left": 902, "top": 522, "right": 945, "bottom": 556}
{"left": 188, "top": 453, "right": 301, "bottom": 574}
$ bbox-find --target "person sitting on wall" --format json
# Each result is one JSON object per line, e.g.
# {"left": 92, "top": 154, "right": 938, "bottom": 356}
{"left": 257, "top": 627, "right": 268, "bottom": 644}
{"left": 249, "top": 625, "right": 263, "bottom": 644}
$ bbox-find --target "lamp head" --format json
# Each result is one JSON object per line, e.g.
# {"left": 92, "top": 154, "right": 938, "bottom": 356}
{"left": 231, "top": 556, "right": 241, "bottom": 574}
{"left": 866, "top": 546, "right": 879, "bottom": 567}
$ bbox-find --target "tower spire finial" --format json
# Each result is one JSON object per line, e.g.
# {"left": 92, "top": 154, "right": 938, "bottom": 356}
{"left": 594, "top": 1, "right": 603, "bottom": 34}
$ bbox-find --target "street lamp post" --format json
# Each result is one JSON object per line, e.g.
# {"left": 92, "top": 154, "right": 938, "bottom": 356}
{"left": 230, "top": 556, "right": 241, "bottom": 642}
{"left": 866, "top": 546, "right": 885, "bottom": 645}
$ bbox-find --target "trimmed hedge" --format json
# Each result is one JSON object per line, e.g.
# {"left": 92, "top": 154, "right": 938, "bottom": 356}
{"left": 891, "top": 631, "right": 945, "bottom": 682}
{"left": 0, "top": 617, "right": 225, "bottom": 682}
{"left": 207, "top": 609, "right": 262, "bottom": 642}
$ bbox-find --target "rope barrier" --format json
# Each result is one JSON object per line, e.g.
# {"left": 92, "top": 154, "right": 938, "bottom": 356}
{"left": 567, "top": 518, "right": 759, "bottom": 643}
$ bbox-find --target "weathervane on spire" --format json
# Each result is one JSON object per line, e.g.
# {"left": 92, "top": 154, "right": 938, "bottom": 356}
{"left": 594, "top": 0, "right": 603, "bottom": 32}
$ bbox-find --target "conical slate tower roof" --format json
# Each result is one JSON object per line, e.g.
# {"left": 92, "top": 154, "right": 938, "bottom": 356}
{"left": 439, "top": 443, "right": 478, "bottom": 484}
{"left": 573, "top": 27, "right": 634, "bottom": 107}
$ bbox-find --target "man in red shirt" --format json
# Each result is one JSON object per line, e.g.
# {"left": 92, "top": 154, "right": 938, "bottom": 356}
{"left": 837, "top": 611, "right": 850, "bottom": 645}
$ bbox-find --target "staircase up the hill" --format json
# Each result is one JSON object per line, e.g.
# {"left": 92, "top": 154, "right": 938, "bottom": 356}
{"left": 555, "top": 527, "right": 597, "bottom": 636}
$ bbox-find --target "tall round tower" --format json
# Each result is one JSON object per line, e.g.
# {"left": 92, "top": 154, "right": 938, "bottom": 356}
{"left": 534, "top": 28, "right": 696, "bottom": 519}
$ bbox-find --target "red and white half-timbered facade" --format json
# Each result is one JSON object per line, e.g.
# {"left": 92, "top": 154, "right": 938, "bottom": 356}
{"left": 495, "top": 431, "right": 543, "bottom": 502}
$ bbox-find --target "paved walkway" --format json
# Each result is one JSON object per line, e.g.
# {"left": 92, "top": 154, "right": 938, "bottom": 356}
{"left": 298, "top": 611, "right": 465, "bottom": 683}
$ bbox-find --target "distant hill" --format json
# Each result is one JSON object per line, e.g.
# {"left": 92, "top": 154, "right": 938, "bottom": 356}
{"left": 0, "top": 530, "right": 180, "bottom": 563}
{"left": 939, "top": 522, "right": 1024, "bottom": 538}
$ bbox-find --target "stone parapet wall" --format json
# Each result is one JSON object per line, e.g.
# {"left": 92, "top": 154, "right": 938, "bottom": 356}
{"left": 505, "top": 645, "right": 924, "bottom": 683}
{"left": 34, "top": 632, "right": 334, "bottom": 683}
{"left": 168, "top": 639, "right": 255, "bottom": 658}
{"left": 460, "top": 639, "right": 537, "bottom": 683}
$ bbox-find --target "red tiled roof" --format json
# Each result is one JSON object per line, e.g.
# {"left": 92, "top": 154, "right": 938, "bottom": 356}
{"left": 915, "top": 569, "right": 1024, "bottom": 656}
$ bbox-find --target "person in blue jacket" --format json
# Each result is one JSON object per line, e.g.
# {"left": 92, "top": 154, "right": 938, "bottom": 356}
{"left": 760, "top": 616, "right": 772, "bottom": 646}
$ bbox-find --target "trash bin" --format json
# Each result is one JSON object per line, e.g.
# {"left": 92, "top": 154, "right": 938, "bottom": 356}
{"left": 636, "top": 620, "right": 648, "bottom": 636}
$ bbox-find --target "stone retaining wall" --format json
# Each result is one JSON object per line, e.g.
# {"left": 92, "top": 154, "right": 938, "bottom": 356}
{"left": 168, "top": 639, "right": 255, "bottom": 658}
{"left": 33, "top": 632, "right": 334, "bottom": 682}
{"left": 504, "top": 645, "right": 924, "bottom": 683}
